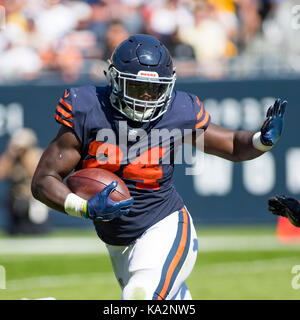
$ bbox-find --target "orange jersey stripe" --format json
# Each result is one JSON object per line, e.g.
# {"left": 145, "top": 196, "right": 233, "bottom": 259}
{"left": 88, "top": 141, "right": 103, "bottom": 156}
{"left": 55, "top": 113, "right": 73, "bottom": 128}
{"left": 196, "top": 103, "right": 203, "bottom": 121}
{"left": 56, "top": 105, "right": 74, "bottom": 120}
{"left": 64, "top": 89, "right": 70, "bottom": 99}
{"left": 59, "top": 98, "right": 72, "bottom": 112}
{"left": 195, "top": 111, "right": 210, "bottom": 130}
{"left": 157, "top": 207, "right": 188, "bottom": 300}
{"left": 136, "top": 182, "right": 160, "bottom": 190}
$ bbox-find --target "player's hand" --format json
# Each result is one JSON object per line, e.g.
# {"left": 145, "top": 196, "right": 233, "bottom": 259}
{"left": 260, "top": 99, "right": 287, "bottom": 146}
{"left": 268, "top": 195, "right": 300, "bottom": 227}
{"left": 86, "top": 181, "right": 133, "bottom": 222}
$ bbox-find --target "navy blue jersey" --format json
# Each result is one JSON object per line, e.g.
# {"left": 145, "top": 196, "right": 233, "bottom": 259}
{"left": 55, "top": 85, "right": 211, "bottom": 245}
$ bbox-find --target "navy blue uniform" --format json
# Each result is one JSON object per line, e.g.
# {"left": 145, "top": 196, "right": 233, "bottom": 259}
{"left": 55, "top": 85, "right": 210, "bottom": 245}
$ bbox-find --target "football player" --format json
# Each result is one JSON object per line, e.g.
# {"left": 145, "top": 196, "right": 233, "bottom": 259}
{"left": 31, "top": 34, "right": 287, "bottom": 300}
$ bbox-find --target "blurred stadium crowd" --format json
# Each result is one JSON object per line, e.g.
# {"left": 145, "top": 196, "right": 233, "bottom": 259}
{"left": 0, "top": 0, "right": 299, "bottom": 83}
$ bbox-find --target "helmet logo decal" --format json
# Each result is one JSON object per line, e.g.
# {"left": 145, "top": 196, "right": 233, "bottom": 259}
{"left": 137, "top": 71, "right": 159, "bottom": 78}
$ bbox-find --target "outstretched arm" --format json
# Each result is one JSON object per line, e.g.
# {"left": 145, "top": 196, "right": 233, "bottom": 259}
{"left": 198, "top": 99, "right": 287, "bottom": 162}
{"left": 203, "top": 124, "right": 263, "bottom": 162}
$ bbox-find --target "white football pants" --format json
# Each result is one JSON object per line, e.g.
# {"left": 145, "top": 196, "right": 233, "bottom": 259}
{"left": 106, "top": 207, "right": 198, "bottom": 300}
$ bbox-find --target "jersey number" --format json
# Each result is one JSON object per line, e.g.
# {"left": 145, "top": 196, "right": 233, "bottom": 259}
{"left": 83, "top": 142, "right": 166, "bottom": 190}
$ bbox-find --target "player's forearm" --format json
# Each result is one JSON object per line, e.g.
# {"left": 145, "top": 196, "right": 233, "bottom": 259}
{"left": 231, "top": 130, "right": 264, "bottom": 162}
{"left": 31, "top": 172, "right": 71, "bottom": 214}
{"left": 203, "top": 124, "right": 265, "bottom": 162}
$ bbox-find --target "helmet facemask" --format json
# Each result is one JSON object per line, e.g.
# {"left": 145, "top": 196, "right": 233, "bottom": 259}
{"left": 108, "top": 65, "right": 176, "bottom": 122}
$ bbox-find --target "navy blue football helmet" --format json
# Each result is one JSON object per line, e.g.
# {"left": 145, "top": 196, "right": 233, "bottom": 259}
{"left": 106, "top": 34, "right": 176, "bottom": 122}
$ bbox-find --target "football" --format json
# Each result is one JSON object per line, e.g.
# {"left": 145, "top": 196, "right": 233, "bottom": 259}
{"left": 66, "top": 168, "right": 131, "bottom": 201}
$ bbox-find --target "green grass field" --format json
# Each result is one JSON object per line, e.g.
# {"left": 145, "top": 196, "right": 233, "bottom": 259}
{"left": 0, "top": 224, "right": 300, "bottom": 300}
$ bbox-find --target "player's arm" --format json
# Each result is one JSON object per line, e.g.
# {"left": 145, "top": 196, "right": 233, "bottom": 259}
{"left": 31, "top": 125, "right": 133, "bottom": 221}
{"left": 31, "top": 125, "right": 82, "bottom": 213}
{"left": 203, "top": 124, "right": 263, "bottom": 162}
{"left": 200, "top": 99, "right": 287, "bottom": 161}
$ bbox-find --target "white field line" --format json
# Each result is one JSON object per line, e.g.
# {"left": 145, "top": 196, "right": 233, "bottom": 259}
{"left": 0, "top": 237, "right": 107, "bottom": 255}
{"left": 0, "top": 235, "right": 299, "bottom": 255}
{"left": 5, "top": 272, "right": 116, "bottom": 291}
{"left": 3, "top": 257, "right": 299, "bottom": 292}
{"left": 197, "top": 257, "right": 300, "bottom": 276}
{"left": 197, "top": 235, "right": 300, "bottom": 251}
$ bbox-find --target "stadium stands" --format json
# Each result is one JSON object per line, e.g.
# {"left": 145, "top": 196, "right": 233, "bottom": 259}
{"left": 0, "top": 0, "right": 297, "bottom": 83}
